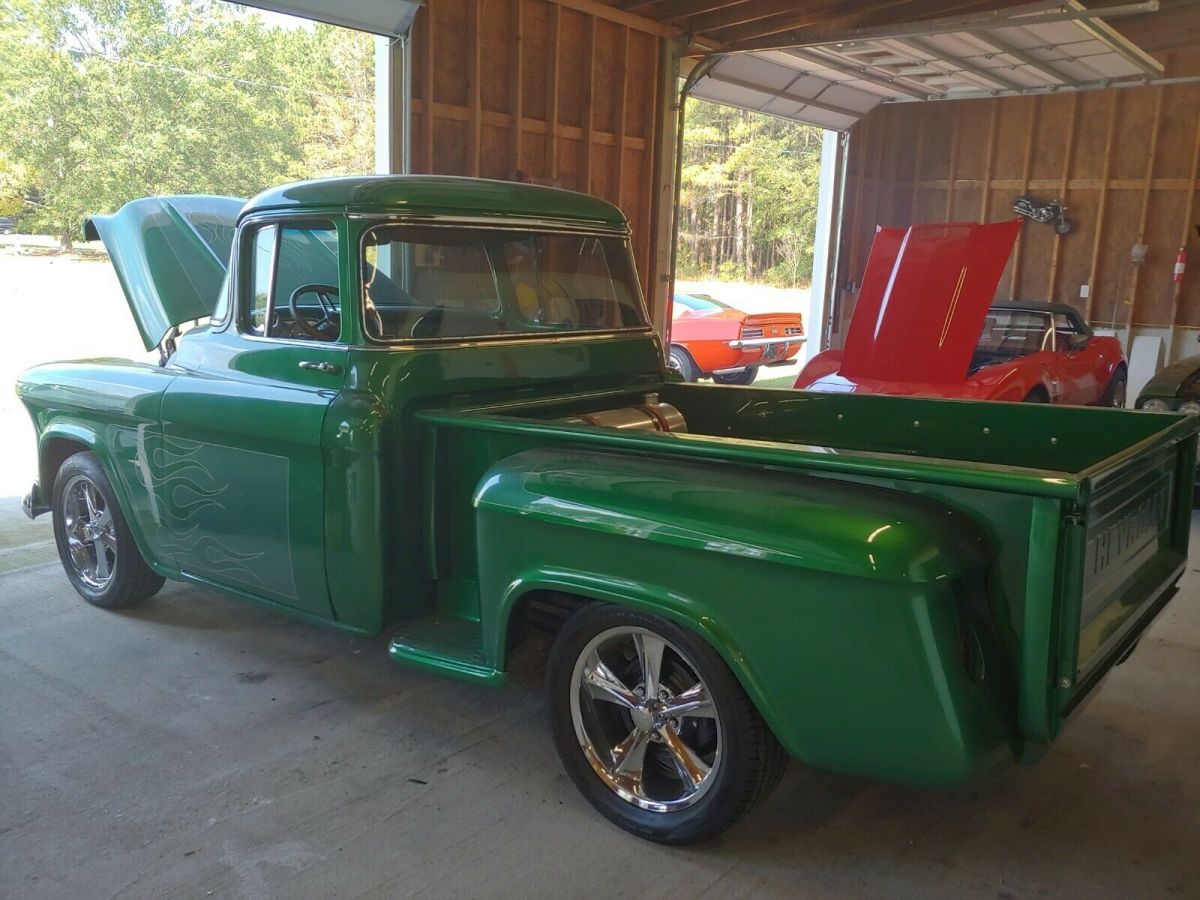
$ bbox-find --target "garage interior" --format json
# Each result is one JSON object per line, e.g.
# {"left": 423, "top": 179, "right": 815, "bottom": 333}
{"left": 3, "top": 1, "right": 1200, "bottom": 897}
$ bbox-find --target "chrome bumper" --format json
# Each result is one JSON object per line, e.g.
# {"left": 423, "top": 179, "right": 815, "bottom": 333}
{"left": 726, "top": 336, "right": 807, "bottom": 349}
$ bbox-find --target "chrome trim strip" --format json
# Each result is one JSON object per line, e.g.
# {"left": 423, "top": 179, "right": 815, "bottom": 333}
{"left": 346, "top": 327, "right": 661, "bottom": 352}
{"left": 727, "top": 337, "right": 808, "bottom": 348}
{"left": 347, "top": 212, "right": 630, "bottom": 236}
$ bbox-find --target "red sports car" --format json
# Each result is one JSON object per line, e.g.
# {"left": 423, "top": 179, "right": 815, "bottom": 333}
{"left": 670, "top": 293, "right": 804, "bottom": 385}
{"left": 794, "top": 220, "right": 1127, "bottom": 406}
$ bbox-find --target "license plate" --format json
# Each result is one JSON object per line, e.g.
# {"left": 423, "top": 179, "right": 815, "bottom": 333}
{"left": 763, "top": 343, "right": 778, "bottom": 360}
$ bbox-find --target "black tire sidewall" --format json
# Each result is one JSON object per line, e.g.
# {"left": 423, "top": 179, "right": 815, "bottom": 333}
{"left": 51, "top": 452, "right": 148, "bottom": 608}
{"left": 668, "top": 347, "right": 698, "bottom": 382}
{"left": 1104, "top": 369, "right": 1127, "bottom": 408}
{"left": 714, "top": 367, "right": 758, "bottom": 386}
{"left": 546, "top": 604, "right": 766, "bottom": 844}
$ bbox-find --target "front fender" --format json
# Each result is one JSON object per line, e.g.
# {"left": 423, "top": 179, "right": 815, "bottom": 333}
{"left": 474, "top": 448, "right": 1015, "bottom": 787}
{"left": 20, "top": 358, "right": 178, "bottom": 578}
{"left": 35, "top": 418, "right": 176, "bottom": 579}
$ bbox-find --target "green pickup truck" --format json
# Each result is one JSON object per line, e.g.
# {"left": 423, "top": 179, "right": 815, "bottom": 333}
{"left": 16, "top": 177, "right": 1198, "bottom": 843}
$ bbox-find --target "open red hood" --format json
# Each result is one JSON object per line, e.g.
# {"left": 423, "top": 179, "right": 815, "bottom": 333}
{"left": 839, "top": 219, "right": 1022, "bottom": 384}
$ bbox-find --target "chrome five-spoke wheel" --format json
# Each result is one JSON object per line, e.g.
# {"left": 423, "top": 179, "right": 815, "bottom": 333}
{"left": 60, "top": 473, "right": 118, "bottom": 590}
{"left": 51, "top": 451, "right": 164, "bottom": 608}
{"left": 547, "top": 604, "right": 787, "bottom": 844}
{"left": 570, "top": 626, "right": 722, "bottom": 812}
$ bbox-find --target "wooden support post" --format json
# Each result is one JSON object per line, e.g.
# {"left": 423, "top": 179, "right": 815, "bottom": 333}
{"left": 1122, "top": 86, "right": 1166, "bottom": 342}
{"left": 510, "top": 0, "right": 523, "bottom": 177}
{"left": 468, "top": 0, "right": 482, "bottom": 178}
{"left": 547, "top": 5, "right": 561, "bottom": 180}
{"left": 1009, "top": 97, "right": 1040, "bottom": 300}
{"left": 909, "top": 103, "right": 926, "bottom": 222}
{"left": 1084, "top": 93, "right": 1120, "bottom": 323}
{"left": 582, "top": 17, "right": 596, "bottom": 194}
{"left": 648, "top": 36, "right": 679, "bottom": 336}
{"left": 614, "top": 27, "right": 629, "bottom": 208}
{"left": 943, "top": 114, "right": 960, "bottom": 221}
{"left": 1047, "top": 93, "right": 1079, "bottom": 300}
{"left": 1165, "top": 99, "right": 1200, "bottom": 359}
{"left": 979, "top": 103, "right": 999, "bottom": 221}
{"left": 845, "top": 117, "right": 870, "bottom": 287}
{"left": 423, "top": 5, "right": 435, "bottom": 172}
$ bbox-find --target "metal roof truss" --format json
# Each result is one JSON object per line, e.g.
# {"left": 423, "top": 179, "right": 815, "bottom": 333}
{"left": 690, "top": 1, "right": 1174, "bottom": 131}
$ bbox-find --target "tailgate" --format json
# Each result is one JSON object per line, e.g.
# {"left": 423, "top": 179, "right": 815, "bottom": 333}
{"left": 1061, "top": 436, "right": 1194, "bottom": 711}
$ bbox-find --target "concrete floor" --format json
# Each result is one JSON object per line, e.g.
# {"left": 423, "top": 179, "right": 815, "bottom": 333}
{"left": 1, "top": 500, "right": 1198, "bottom": 900}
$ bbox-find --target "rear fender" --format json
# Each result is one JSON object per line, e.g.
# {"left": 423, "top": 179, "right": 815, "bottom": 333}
{"left": 474, "top": 448, "right": 1015, "bottom": 784}
{"left": 488, "top": 566, "right": 777, "bottom": 730}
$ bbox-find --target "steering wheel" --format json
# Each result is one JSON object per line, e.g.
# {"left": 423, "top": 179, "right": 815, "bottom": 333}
{"left": 288, "top": 283, "right": 340, "bottom": 341}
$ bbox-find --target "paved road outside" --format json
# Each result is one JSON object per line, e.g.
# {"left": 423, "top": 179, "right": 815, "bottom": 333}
{"left": 0, "top": 246, "right": 154, "bottom": 499}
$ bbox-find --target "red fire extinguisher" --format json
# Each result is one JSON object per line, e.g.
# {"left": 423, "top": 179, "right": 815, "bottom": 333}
{"left": 1175, "top": 246, "right": 1188, "bottom": 283}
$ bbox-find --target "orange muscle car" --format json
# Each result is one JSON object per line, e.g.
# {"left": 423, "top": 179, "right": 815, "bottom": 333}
{"left": 668, "top": 293, "right": 804, "bottom": 385}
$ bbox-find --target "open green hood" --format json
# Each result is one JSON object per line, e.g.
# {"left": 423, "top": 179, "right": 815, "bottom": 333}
{"left": 84, "top": 195, "right": 245, "bottom": 350}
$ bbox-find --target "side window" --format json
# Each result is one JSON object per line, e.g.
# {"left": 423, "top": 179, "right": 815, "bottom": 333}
{"left": 243, "top": 220, "right": 341, "bottom": 341}
{"left": 246, "top": 225, "right": 276, "bottom": 336}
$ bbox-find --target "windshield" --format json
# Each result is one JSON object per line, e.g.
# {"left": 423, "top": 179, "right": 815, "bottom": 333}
{"left": 972, "top": 309, "right": 1052, "bottom": 371}
{"left": 674, "top": 293, "right": 729, "bottom": 312}
{"left": 361, "top": 225, "right": 647, "bottom": 341}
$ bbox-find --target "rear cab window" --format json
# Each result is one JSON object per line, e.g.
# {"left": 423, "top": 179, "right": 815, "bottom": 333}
{"left": 361, "top": 224, "right": 647, "bottom": 342}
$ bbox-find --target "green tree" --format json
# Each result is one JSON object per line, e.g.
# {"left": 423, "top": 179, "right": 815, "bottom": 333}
{"left": 678, "top": 99, "right": 823, "bottom": 287}
{"left": 0, "top": 0, "right": 373, "bottom": 245}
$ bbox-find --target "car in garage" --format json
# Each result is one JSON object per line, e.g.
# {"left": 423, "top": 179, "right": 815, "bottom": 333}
{"left": 1135, "top": 350, "right": 1200, "bottom": 503}
{"left": 16, "top": 178, "right": 1198, "bottom": 844}
{"left": 669, "top": 292, "right": 804, "bottom": 385}
{"left": 794, "top": 221, "right": 1126, "bottom": 405}
{"left": 797, "top": 300, "right": 1127, "bottom": 405}
{"left": 1135, "top": 351, "right": 1200, "bottom": 416}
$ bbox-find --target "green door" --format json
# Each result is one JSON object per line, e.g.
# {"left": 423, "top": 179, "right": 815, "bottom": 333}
{"left": 156, "top": 218, "right": 346, "bottom": 619}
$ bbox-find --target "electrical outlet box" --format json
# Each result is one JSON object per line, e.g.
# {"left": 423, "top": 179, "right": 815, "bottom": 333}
{"left": 1080, "top": 284, "right": 1090, "bottom": 299}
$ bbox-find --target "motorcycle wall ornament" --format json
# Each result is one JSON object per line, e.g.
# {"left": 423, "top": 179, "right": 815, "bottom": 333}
{"left": 1013, "top": 195, "right": 1072, "bottom": 235}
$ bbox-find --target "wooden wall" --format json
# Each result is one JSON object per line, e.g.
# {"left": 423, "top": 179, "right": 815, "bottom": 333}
{"left": 407, "top": 0, "right": 668, "bottom": 303}
{"left": 837, "top": 46, "right": 1200, "bottom": 342}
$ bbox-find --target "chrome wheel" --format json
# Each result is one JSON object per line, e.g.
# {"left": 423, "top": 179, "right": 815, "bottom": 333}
{"left": 60, "top": 474, "right": 117, "bottom": 590}
{"left": 569, "top": 626, "right": 722, "bottom": 813}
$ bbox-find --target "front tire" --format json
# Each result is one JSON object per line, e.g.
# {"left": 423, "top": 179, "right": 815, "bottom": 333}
{"left": 713, "top": 367, "right": 759, "bottom": 386}
{"left": 51, "top": 452, "right": 164, "bottom": 609}
{"left": 546, "top": 604, "right": 787, "bottom": 844}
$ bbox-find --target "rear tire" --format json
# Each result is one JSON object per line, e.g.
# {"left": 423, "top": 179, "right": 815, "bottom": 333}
{"left": 1022, "top": 388, "right": 1049, "bottom": 403}
{"left": 713, "top": 367, "right": 759, "bottom": 386}
{"left": 1100, "top": 368, "right": 1127, "bottom": 409}
{"left": 668, "top": 346, "right": 699, "bottom": 383}
{"left": 546, "top": 603, "right": 787, "bottom": 844}
{"left": 51, "top": 452, "right": 164, "bottom": 609}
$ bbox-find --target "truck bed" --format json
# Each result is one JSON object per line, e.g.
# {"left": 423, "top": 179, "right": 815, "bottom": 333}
{"left": 401, "top": 384, "right": 1196, "bottom": 766}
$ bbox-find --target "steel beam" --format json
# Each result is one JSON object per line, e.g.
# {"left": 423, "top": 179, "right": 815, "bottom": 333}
{"left": 891, "top": 36, "right": 1024, "bottom": 91}
{"left": 722, "top": 0, "right": 1159, "bottom": 54}
{"left": 702, "top": 69, "right": 865, "bottom": 119}
{"left": 973, "top": 31, "right": 1079, "bottom": 86}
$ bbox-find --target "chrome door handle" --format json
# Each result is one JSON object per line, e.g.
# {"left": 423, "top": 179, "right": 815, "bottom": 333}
{"left": 298, "top": 360, "right": 341, "bottom": 375}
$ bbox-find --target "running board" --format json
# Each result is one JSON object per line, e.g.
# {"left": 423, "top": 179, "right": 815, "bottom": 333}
{"left": 388, "top": 615, "right": 504, "bottom": 686}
